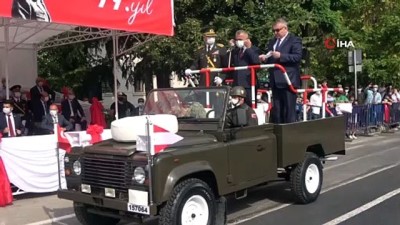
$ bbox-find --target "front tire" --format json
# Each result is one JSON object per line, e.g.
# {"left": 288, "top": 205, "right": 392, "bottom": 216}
{"left": 159, "top": 178, "right": 217, "bottom": 225}
{"left": 73, "top": 202, "right": 120, "bottom": 225}
{"left": 290, "top": 152, "right": 323, "bottom": 204}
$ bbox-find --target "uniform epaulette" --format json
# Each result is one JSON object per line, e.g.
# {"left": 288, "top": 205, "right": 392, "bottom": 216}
{"left": 198, "top": 46, "right": 205, "bottom": 50}
{"left": 217, "top": 43, "right": 224, "bottom": 47}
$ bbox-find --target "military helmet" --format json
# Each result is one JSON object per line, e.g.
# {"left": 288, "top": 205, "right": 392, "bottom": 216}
{"left": 230, "top": 86, "right": 246, "bottom": 98}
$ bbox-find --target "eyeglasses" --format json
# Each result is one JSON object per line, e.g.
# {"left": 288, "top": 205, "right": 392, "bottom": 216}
{"left": 272, "top": 27, "right": 285, "bottom": 33}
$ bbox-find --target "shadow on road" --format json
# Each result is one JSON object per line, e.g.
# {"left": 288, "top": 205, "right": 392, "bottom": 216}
{"left": 13, "top": 192, "right": 57, "bottom": 201}
{"left": 227, "top": 181, "right": 295, "bottom": 215}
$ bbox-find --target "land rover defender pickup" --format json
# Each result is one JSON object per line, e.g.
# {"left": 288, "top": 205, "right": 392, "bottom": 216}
{"left": 58, "top": 86, "right": 345, "bottom": 225}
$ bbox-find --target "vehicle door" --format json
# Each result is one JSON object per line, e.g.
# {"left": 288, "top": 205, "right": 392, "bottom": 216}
{"left": 226, "top": 124, "right": 277, "bottom": 186}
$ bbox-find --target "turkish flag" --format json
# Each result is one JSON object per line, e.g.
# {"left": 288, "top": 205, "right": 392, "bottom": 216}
{"left": 150, "top": 124, "right": 183, "bottom": 155}
{"left": 57, "top": 125, "right": 71, "bottom": 153}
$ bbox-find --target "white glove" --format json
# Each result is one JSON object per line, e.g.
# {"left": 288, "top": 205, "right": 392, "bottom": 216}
{"left": 214, "top": 77, "right": 223, "bottom": 85}
{"left": 185, "top": 69, "right": 192, "bottom": 76}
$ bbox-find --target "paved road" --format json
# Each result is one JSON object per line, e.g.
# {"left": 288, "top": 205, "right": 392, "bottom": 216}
{"left": 1, "top": 132, "right": 400, "bottom": 225}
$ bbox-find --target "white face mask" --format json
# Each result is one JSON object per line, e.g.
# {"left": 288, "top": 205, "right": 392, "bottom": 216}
{"left": 357, "top": 89, "right": 362, "bottom": 93}
{"left": 373, "top": 88, "right": 378, "bottom": 92}
{"left": 230, "top": 98, "right": 239, "bottom": 106}
{"left": 50, "top": 110, "right": 57, "bottom": 116}
{"left": 256, "top": 95, "right": 261, "bottom": 100}
{"left": 206, "top": 38, "right": 215, "bottom": 45}
{"left": 316, "top": 91, "right": 321, "bottom": 95}
{"left": 236, "top": 40, "right": 244, "bottom": 48}
{"left": 14, "top": 92, "right": 21, "bottom": 98}
{"left": 138, "top": 103, "right": 144, "bottom": 107}
{"left": 3, "top": 108, "right": 11, "bottom": 114}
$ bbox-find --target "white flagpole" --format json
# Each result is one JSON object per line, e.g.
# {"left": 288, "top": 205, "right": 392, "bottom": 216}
{"left": 54, "top": 123, "right": 62, "bottom": 190}
{"left": 145, "top": 117, "right": 154, "bottom": 205}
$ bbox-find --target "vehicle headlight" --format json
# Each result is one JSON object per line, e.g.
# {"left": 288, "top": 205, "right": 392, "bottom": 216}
{"left": 73, "top": 161, "right": 81, "bottom": 175}
{"left": 133, "top": 167, "right": 146, "bottom": 184}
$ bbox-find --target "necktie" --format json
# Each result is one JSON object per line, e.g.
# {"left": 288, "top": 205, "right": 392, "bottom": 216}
{"left": 69, "top": 100, "right": 74, "bottom": 117}
{"left": 7, "top": 115, "right": 15, "bottom": 137}
{"left": 53, "top": 116, "right": 58, "bottom": 124}
{"left": 208, "top": 45, "right": 212, "bottom": 53}
{"left": 42, "top": 101, "right": 47, "bottom": 115}
{"left": 239, "top": 48, "right": 244, "bottom": 58}
{"left": 275, "top": 38, "right": 281, "bottom": 50}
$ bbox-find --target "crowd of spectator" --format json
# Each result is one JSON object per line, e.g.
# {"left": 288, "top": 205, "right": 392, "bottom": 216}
{"left": 0, "top": 77, "right": 146, "bottom": 138}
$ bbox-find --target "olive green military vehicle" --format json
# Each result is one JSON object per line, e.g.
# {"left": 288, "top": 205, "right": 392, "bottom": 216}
{"left": 58, "top": 86, "right": 345, "bottom": 225}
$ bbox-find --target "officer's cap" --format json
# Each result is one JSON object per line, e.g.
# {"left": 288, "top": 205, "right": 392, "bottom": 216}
{"left": 117, "top": 92, "right": 127, "bottom": 97}
{"left": 203, "top": 29, "right": 217, "bottom": 37}
{"left": 10, "top": 84, "right": 21, "bottom": 91}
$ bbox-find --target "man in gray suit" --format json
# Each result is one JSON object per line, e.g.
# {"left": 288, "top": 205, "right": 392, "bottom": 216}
{"left": 41, "top": 104, "right": 73, "bottom": 134}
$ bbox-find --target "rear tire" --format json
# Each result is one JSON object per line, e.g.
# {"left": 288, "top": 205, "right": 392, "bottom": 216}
{"left": 290, "top": 152, "right": 323, "bottom": 204}
{"left": 73, "top": 202, "right": 120, "bottom": 225}
{"left": 159, "top": 178, "right": 217, "bottom": 225}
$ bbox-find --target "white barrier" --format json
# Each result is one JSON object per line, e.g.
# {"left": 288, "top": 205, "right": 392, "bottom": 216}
{"left": 0, "top": 130, "right": 111, "bottom": 195}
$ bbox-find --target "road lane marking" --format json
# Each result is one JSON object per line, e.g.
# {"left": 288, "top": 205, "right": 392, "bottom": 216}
{"left": 325, "top": 146, "right": 399, "bottom": 170}
{"left": 322, "top": 163, "right": 399, "bottom": 193}
{"left": 230, "top": 163, "right": 399, "bottom": 224}
{"left": 322, "top": 187, "right": 400, "bottom": 225}
{"left": 25, "top": 214, "right": 75, "bottom": 225}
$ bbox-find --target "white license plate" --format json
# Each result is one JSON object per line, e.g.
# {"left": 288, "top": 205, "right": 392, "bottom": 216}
{"left": 127, "top": 203, "right": 150, "bottom": 215}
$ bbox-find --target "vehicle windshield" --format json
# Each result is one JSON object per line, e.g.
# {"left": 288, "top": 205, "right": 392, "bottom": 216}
{"left": 144, "top": 88, "right": 228, "bottom": 120}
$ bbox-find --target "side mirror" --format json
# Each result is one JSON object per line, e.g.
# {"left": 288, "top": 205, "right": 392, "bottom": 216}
{"left": 236, "top": 108, "right": 248, "bottom": 126}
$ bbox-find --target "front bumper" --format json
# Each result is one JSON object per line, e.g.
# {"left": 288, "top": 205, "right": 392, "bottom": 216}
{"left": 58, "top": 190, "right": 158, "bottom": 216}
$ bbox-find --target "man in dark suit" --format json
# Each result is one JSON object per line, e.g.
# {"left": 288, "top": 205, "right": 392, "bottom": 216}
{"left": 228, "top": 30, "right": 260, "bottom": 107}
{"left": 41, "top": 104, "right": 73, "bottom": 134}
{"left": 30, "top": 91, "right": 50, "bottom": 131}
{"left": 0, "top": 100, "right": 24, "bottom": 137}
{"left": 260, "top": 18, "right": 303, "bottom": 124}
{"left": 30, "top": 77, "right": 55, "bottom": 102}
{"left": 61, "top": 89, "right": 87, "bottom": 130}
{"left": 186, "top": 29, "right": 228, "bottom": 87}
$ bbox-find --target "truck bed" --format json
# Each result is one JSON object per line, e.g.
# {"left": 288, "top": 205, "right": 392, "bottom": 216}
{"left": 273, "top": 116, "right": 346, "bottom": 168}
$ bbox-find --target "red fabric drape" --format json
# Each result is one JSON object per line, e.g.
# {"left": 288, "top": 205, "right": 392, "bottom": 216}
{"left": 0, "top": 133, "right": 13, "bottom": 207}
{"left": 90, "top": 97, "right": 106, "bottom": 128}
{"left": 0, "top": 157, "right": 13, "bottom": 207}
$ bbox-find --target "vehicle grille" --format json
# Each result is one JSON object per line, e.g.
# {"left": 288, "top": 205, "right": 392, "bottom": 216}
{"left": 81, "top": 156, "right": 132, "bottom": 192}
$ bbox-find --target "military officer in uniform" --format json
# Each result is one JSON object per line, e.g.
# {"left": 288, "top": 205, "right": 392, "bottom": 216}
{"left": 9, "top": 85, "right": 30, "bottom": 134}
{"left": 185, "top": 29, "right": 228, "bottom": 87}
{"left": 225, "top": 86, "right": 258, "bottom": 128}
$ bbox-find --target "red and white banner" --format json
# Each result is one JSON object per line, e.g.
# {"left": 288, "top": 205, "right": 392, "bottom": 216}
{"left": 137, "top": 121, "right": 183, "bottom": 155}
{"left": 0, "top": 0, "right": 174, "bottom": 36}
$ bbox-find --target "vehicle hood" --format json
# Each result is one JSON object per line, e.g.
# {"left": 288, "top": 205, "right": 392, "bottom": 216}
{"left": 83, "top": 132, "right": 217, "bottom": 156}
